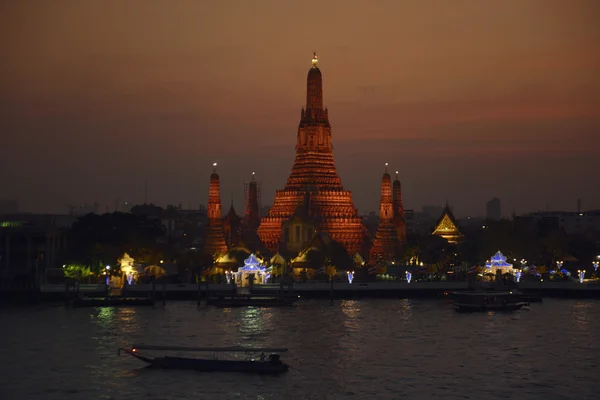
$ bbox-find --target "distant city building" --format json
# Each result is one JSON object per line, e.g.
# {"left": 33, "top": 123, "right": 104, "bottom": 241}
{"left": 517, "top": 210, "right": 600, "bottom": 235}
{"left": 0, "top": 213, "right": 75, "bottom": 282}
{"left": 486, "top": 197, "right": 501, "bottom": 220}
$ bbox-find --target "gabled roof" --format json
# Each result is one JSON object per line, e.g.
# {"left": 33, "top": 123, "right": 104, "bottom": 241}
{"left": 223, "top": 201, "right": 241, "bottom": 223}
{"left": 432, "top": 203, "right": 463, "bottom": 243}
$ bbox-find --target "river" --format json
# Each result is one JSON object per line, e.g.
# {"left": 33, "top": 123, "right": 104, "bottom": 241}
{"left": 0, "top": 299, "right": 598, "bottom": 399}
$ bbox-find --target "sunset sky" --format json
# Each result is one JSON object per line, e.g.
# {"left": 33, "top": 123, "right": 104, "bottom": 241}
{"left": 1, "top": 0, "right": 599, "bottom": 217}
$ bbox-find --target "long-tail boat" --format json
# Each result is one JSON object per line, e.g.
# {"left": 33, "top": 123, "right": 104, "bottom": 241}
{"left": 118, "top": 345, "right": 289, "bottom": 374}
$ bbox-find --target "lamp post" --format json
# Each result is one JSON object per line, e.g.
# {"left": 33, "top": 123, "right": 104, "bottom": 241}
{"left": 347, "top": 271, "right": 354, "bottom": 284}
{"left": 593, "top": 261, "right": 599, "bottom": 274}
{"left": 578, "top": 269, "right": 585, "bottom": 283}
{"left": 556, "top": 260, "right": 563, "bottom": 272}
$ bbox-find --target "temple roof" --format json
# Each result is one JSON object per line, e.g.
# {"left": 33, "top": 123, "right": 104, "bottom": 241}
{"left": 224, "top": 201, "right": 241, "bottom": 223}
{"left": 432, "top": 204, "right": 463, "bottom": 242}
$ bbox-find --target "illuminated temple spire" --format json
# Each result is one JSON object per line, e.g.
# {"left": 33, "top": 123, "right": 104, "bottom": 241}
{"left": 257, "top": 53, "right": 365, "bottom": 254}
{"left": 393, "top": 169, "right": 406, "bottom": 243}
{"left": 203, "top": 163, "right": 228, "bottom": 255}
{"left": 369, "top": 164, "right": 401, "bottom": 264}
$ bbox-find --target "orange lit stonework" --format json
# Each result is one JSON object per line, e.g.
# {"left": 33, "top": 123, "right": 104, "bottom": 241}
{"left": 369, "top": 166, "right": 401, "bottom": 263}
{"left": 203, "top": 165, "right": 228, "bottom": 256}
{"left": 258, "top": 55, "right": 365, "bottom": 254}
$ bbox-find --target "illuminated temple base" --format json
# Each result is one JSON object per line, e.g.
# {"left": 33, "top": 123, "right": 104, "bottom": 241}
{"left": 369, "top": 221, "right": 401, "bottom": 263}
{"left": 258, "top": 188, "right": 365, "bottom": 255}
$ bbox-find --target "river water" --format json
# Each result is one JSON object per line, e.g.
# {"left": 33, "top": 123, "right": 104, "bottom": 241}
{"left": 0, "top": 299, "right": 598, "bottom": 400}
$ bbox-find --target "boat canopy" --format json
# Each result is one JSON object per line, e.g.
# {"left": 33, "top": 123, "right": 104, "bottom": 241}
{"left": 129, "top": 344, "right": 288, "bottom": 353}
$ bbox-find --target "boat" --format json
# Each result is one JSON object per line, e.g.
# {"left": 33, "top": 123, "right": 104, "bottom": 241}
{"left": 206, "top": 293, "right": 299, "bottom": 307}
{"left": 118, "top": 345, "right": 289, "bottom": 374}
{"left": 450, "top": 291, "right": 530, "bottom": 312}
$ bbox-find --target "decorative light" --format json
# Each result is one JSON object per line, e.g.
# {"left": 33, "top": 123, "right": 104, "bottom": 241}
{"left": 578, "top": 270, "right": 585, "bottom": 283}
{"left": 213, "top": 162, "right": 217, "bottom": 167}
{"left": 593, "top": 261, "right": 599, "bottom": 272}
{"left": 556, "top": 261, "right": 563, "bottom": 269}
{"left": 106, "top": 265, "right": 110, "bottom": 270}
{"left": 225, "top": 270, "right": 232, "bottom": 284}
{"left": 347, "top": 271, "right": 354, "bottom": 284}
{"left": 127, "top": 273, "right": 133, "bottom": 285}
{"left": 406, "top": 271, "right": 412, "bottom": 283}
{"left": 515, "top": 271, "right": 522, "bottom": 283}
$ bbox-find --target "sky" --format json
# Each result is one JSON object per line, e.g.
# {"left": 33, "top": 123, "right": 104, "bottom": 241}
{"left": 1, "top": 0, "right": 599, "bottom": 217}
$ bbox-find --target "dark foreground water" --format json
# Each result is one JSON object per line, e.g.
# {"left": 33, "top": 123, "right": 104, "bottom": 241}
{"left": 0, "top": 299, "right": 598, "bottom": 400}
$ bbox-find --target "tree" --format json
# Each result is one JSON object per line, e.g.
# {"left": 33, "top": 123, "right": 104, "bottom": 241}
{"left": 324, "top": 261, "right": 337, "bottom": 281}
{"left": 65, "top": 212, "right": 166, "bottom": 273}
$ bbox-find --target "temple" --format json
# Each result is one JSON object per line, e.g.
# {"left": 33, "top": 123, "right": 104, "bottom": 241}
{"left": 222, "top": 199, "right": 242, "bottom": 248}
{"left": 392, "top": 170, "right": 406, "bottom": 244}
{"left": 369, "top": 164, "right": 402, "bottom": 263}
{"left": 241, "top": 172, "right": 263, "bottom": 251}
{"left": 203, "top": 163, "right": 228, "bottom": 256}
{"left": 432, "top": 203, "right": 463, "bottom": 244}
{"left": 485, "top": 251, "right": 517, "bottom": 275}
{"left": 257, "top": 53, "right": 365, "bottom": 254}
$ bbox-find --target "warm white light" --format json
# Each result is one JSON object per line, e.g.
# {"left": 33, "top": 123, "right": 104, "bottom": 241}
{"left": 213, "top": 162, "right": 217, "bottom": 167}
{"left": 105, "top": 265, "right": 110, "bottom": 270}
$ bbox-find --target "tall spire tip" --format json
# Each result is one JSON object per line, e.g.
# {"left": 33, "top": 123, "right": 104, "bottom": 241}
{"left": 311, "top": 51, "right": 318, "bottom": 67}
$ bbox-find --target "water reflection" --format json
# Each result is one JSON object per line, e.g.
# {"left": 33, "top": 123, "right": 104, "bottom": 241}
{"left": 397, "top": 298, "right": 412, "bottom": 320}
{"left": 341, "top": 300, "right": 361, "bottom": 333}
{"left": 96, "top": 307, "right": 115, "bottom": 326}
{"left": 238, "top": 307, "right": 273, "bottom": 344}
{"left": 571, "top": 301, "right": 592, "bottom": 335}
{"left": 2, "top": 300, "right": 600, "bottom": 400}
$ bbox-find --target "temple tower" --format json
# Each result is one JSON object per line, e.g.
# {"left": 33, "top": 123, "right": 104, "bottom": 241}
{"left": 203, "top": 163, "right": 228, "bottom": 256}
{"left": 241, "top": 172, "right": 263, "bottom": 251}
{"left": 369, "top": 164, "right": 401, "bottom": 264}
{"left": 223, "top": 199, "right": 242, "bottom": 248}
{"left": 258, "top": 53, "right": 365, "bottom": 254}
{"left": 393, "top": 170, "right": 406, "bottom": 243}
{"left": 244, "top": 172, "right": 260, "bottom": 230}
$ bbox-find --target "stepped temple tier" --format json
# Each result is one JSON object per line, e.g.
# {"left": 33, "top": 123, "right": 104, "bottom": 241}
{"left": 257, "top": 53, "right": 365, "bottom": 254}
{"left": 369, "top": 164, "right": 402, "bottom": 263}
{"left": 203, "top": 163, "right": 228, "bottom": 256}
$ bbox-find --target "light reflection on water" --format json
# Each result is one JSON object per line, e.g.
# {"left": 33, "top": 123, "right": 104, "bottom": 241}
{"left": 0, "top": 299, "right": 599, "bottom": 400}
